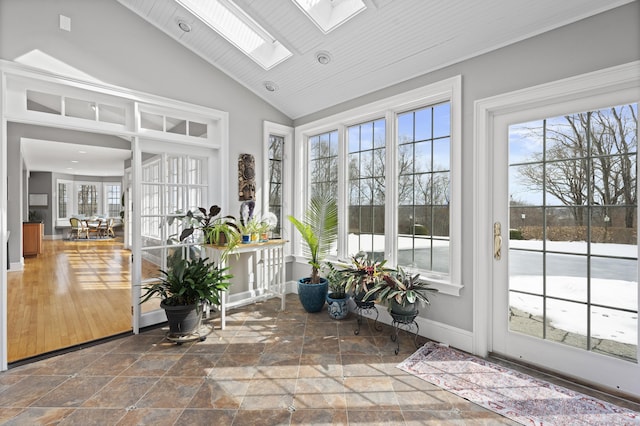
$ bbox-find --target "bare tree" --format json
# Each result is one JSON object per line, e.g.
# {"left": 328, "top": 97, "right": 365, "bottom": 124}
{"left": 516, "top": 104, "right": 637, "bottom": 227}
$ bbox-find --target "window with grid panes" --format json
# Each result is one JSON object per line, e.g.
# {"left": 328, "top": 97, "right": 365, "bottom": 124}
{"left": 77, "top": 184, "right": 98, "bottom": 217}
{"left": 106, "top": 184, "right": 121, "bottom": 218}
{"left": 58, "top": 182, "right": 68, "bottom": 218}
{"left": 309, "top": 130, "right": 338, "bottom": 199}
{"left": 347, "top": 119, "right": 386, "bottom": 259}
{"left": 268, "top": 134, "right": 284, "bottom": 237}
{"left": 397, "top": 102, "right": 451, "bottom": 274}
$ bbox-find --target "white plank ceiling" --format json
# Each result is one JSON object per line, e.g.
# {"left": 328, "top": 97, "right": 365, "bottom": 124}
{"left": 118, "top": 0, "right": 632, "bottom": 119}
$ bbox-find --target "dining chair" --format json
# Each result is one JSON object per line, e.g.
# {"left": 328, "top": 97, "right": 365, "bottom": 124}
{"left": 97, "top": 218, "right": 114, "bottom": 238}
{"left": 88, "top": 219, "right": 102, "bottom": 239}
{"left": 104, "top": 218, "right": 115, "bottom": 238}
{"left": 69, "top": 217, "right": 89, "bottom": 239}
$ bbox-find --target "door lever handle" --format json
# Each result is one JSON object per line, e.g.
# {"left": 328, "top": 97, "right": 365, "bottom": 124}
{"left": 494, "top": 222, "right": 502, "bottom": 260}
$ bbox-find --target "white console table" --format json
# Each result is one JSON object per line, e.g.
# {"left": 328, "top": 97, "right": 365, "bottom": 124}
{"left": 204, "top": 239, "right": 287, "bottom": 329}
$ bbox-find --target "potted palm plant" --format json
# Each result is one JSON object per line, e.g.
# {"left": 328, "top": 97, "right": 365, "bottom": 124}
{"left": 140, "top": 257, "right": 232, "bottom": 338}
{"left": 288, "top": 194, "right": 338, "bottom": 313}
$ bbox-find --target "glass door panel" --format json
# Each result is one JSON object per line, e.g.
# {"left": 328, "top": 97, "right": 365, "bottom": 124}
{"left": 506, "top": 103, "right": 638, "bottom": 363}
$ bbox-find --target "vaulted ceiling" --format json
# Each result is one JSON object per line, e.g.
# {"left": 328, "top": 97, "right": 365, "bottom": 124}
{"left": 117, "top": 0, "right": 632, "bottom": 119}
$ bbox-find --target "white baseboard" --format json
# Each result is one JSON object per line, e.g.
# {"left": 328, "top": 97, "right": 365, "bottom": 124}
{"left": 9, "top": 261, "right": 23, "bottom": 271}
{"left": 287, "top": 280, "right": 474, "bottom": 353}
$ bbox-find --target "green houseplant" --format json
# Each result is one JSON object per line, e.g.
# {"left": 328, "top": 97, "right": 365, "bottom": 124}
{"left": 342, "top": 252, "right": 395, "bottom": 302}
{"left": 238, "top": 216, "right": 261, "bottom": 243}
{"left": 178, "top": 205, "right": 240, "bottom": 260}
{"left": 364, "top": 266, "right": 437, "bottom": 315}
{"left": 140, "top": 257, "right": 232, "bottom": 336}
{"left": 182, "top": 205, "right": 240, "bottom": 244}
{"left": 324, "top": 261, "right": 350, "bottom": 320}
{"left": 288, "top": 194, "right": 338, "bottom": 312}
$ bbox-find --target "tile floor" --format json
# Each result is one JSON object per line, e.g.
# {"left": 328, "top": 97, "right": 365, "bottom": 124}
{"left": 0, "top": 294, "right": 636, "bottom": 425}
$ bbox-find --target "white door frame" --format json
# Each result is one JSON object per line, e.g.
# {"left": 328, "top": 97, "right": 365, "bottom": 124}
{"left": 473, "top": 61, "right": 640, "bottom": 394}
{"left": 0, "top": 62, "right": 229, "bottom": 367}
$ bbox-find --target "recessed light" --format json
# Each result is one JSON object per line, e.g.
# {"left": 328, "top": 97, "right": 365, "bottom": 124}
{"left": 71, "top": 160, "right": 79, "bottom": 163}
{"left": 264, "top": 81, "right": 278, "bottom": 92}
{"left": 177, "top": 20, "right": 192, "bottom": 33}
{"left": 316, "top": 51, "right": 332, "bottom": 65}
{"left": 78, "top": 150, "right": 87, "bottom": 154}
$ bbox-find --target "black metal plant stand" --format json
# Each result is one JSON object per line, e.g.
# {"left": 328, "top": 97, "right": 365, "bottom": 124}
{"left": 390, "top": 310, "right": 419, "bottom": 355}
{"left": 353, "top": 298, "right": 382, "bottom": 335}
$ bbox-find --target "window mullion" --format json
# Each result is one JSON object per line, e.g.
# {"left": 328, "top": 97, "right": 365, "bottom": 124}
{"left": 336, "top": 124, "right": 348, "bottom": 260}
{"left": 385, "top": 109, "right": 398, "bottom": 265}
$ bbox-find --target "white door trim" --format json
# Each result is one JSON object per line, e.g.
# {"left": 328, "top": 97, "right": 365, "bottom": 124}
{"left": 473, "top": 61, "right": 640, "bottom": 358}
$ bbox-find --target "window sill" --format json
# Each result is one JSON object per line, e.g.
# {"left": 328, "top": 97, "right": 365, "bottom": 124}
{"left": 420, "top": 276, "right": 464, "bottom": 297}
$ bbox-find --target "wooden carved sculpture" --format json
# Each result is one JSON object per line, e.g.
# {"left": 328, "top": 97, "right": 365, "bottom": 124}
{"left": 238, "top": 153, "right": 256, "bottom": 201}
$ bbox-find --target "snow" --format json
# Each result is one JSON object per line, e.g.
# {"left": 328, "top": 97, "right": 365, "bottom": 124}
{"left": 346, "top": 234, "right": 638, "bottom": 346}
{"left": 509, "top": 239, "right": 638, "bottom": 346}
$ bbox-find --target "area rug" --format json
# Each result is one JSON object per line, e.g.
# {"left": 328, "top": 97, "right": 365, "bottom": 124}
{"left": 397, "top": 342, "right": 640, "bottom": 425}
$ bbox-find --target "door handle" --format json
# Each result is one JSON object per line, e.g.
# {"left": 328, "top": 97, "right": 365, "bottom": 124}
{"left": 494, "top": 222, "right": 502, "bottom": 260}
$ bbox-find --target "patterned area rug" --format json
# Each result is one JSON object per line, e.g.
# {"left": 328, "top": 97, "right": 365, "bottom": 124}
{"left": 397, "top": 342, "right": 640, "bottom": 425}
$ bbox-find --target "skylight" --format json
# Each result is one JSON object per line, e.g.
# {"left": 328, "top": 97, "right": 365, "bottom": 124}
{"left": 292, "top": 0, "right": 366, "bottom": 34}
{"left": 175, "top": 0, "right": 292, "bottom": 70}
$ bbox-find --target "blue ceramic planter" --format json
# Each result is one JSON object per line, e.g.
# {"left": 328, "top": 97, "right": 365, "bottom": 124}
{"left": 297, "top": 277, "right": 328, "bottom": 313}
{"left": 326, "top": 292, "right": 350, "bottom": 320}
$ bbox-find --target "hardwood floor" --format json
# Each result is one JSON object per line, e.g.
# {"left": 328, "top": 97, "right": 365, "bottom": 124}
{"left": 7, "top": 238, "right": 132, "bottom": 362}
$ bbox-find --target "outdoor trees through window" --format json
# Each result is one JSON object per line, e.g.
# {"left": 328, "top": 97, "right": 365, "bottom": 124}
{"left": 508, "top": 103, "right": 638, "bottom": 362}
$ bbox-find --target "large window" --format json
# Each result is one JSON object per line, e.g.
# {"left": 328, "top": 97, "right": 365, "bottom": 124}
{"left": 508, "top": 103, "right": 638, "bottom": 361}
{"left": 264, "top": 121, "right": 293, "bottom": 242}
{"left": 397, "top": 103, "right": 451, "bottom": 274}
{"left": 57, "top": 180, "right": 122, "bottom": 226}
{"left": 268, "top": 134, "right": 284, "bottom": 238}
{"left": 77, "top": 184, "right": 98, "bottom": 217}
{"left": 348, "top": 119, "right": 386, "bottom": 259}
{"left": 105, "top": 184, "right": 122, "bottom": 218}
{"left": 296, "top": 76, "right": 462, "bottom": 295}
{"left": 309, "top": 130, "right": 338, "bottom": 199}
{"left": 58, "top": 183, "right": 68, "bottom": 219}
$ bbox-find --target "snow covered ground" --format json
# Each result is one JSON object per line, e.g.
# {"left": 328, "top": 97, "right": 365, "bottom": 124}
{"left": 345, "top": 234, "right": 637, "bottom": 345}
{"left": 510, "top": 239, "right": 637, "bottom": 345}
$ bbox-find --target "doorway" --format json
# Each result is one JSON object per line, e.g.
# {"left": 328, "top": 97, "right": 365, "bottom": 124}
{"left": 0, "top": 63, "right": 229, "bottom": 370}
{"left": 7, "top": 133, "right": 133, "bottom": 362}
{"left": 475, "top": 62, "right": 640, "bottom": 398}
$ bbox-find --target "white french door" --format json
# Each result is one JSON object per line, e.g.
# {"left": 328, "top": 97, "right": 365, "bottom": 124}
{"left": 131, "top": 138, "right": 217, "bottom": 330}
{"left": 490, "top": 91, "right": 640, "bottom": 397}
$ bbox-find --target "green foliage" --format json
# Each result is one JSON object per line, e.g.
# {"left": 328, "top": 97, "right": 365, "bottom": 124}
{"left": 288, "top": 194, "right": 338, "bottom": 284}
{"left": 365, "top": 266, "right": 437, "bottom": 310}
{"left": 140, "top": 257, "right": 232, "bottom": 307}
{"left": 340, "top": 252, "right": 395, "bottom": 298}
{"left": 173, "top": 205, "right": 240, "bottom": 261}
{"left": 509, "top": 229, "right": 523, "bottom": 240}
{"left": 323, "top": 262, "right": 346, "bottom": 298}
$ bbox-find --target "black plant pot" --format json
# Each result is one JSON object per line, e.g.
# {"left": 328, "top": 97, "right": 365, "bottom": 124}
{"left": 389, "top": 299, "right": 418, "bottom": 316}
{"left": 160, "top": 302, "right": 201, "bottom": 336}
{"left": 297, "top": 277, "right": 328, "bottom": 313}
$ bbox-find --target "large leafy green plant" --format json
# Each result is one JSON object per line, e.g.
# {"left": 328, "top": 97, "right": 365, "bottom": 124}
{"left": 140, "top": 257, "right": 232, "bottom": 306}
{"left": 364, "top": 266, "right": 437, "bottom": 310}
{"left": 340, "top": 252, "right": 395, "bottom": 298}
{"left": 288, "top": 194, "right": 338, "bottom": 284}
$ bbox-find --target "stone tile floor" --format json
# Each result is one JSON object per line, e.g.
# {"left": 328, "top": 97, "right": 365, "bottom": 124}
{"left": 0, "top": 294, "right": 636, "bottom": 425}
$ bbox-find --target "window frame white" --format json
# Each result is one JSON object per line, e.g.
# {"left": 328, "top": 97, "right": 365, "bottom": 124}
{"left": 55, "top": 178, "right": 122, "bottom": 226}
{"left": 473, "top": 61, "right": 640, "bottom": 358}
{"left": 293, "top": 75, "right": 463, "bottom": 296}
{"left": 263, "top": 121, "right": 293, "bottom": 253}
